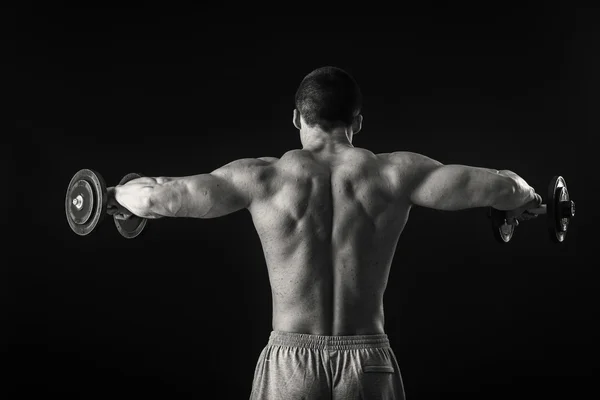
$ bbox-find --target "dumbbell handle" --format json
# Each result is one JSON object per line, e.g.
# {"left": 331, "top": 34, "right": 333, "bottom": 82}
{"left": 526, "top": 205, "right": 547, "bottom": 215}
{"left": 496, "top": 205, "right": 547, "bottom": 218}
{"left": 503, "top": 199, "right": 575, "bottom": 219}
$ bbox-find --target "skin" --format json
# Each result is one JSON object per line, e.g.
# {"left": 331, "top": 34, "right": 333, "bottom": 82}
{"left": 107, "top": 110, "right": 540, "bottom": 336}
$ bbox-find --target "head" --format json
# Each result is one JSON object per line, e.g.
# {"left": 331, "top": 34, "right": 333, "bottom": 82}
{"left": 293, "top": 66, "right": 363, "bottom": 144}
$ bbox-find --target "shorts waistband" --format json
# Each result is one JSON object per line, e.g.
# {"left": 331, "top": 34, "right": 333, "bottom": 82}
{"left": 268, "top": 331, "right": 390, "bottom": 351}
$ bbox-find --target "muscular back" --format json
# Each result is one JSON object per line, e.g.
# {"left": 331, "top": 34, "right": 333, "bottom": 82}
{"left": 248, "top": 148, "right": 413, "bottom": 335}
{"left": 145, "top": 141, "right": 515, "bottom": 335}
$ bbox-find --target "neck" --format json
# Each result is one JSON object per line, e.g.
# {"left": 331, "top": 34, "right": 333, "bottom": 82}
{"left": 300, "top": 126, "right": 353, "bottom": 152}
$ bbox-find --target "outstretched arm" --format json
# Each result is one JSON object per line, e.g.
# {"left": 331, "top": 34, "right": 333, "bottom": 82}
{"left": 108, "top": 158, "right": 275, "bottom": 219}
{"left": 388, "top": 152, "right": 538, "bottom": 211}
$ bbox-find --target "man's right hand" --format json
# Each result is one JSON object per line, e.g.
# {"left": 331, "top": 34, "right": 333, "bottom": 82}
{"left": 106, "top": 186, "right": 134, "bottom": 220}
{"left": 504, "top": 192, "right": 543, "bottom": 225}
{"left": 494, "top": 169, "right": 542, "bottom": 224}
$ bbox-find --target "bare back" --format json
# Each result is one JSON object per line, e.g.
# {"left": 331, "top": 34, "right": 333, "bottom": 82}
{"left": 118, "top": 126, "right": 520, "bottom": 336}
{"left": 248, "top": 148, "right": 414, "bottom": 335}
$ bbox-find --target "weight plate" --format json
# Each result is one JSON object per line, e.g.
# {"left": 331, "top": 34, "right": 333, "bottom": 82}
{"left": 548, "top": 176, "right": 570, "bottom": 243}
{"left": 65, "top": 169, "right": 107, "bottom": 236}
{"left": 67, "top": 179, "right": 94, "bottom": 225}
{"left": 490, "top": 207, "right": 514, "bottom": 243}
{"left": 114, "top": 172, "right": 148, "bottom": 239}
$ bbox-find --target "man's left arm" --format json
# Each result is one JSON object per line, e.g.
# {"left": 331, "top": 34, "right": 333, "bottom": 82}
{"left": 109, "top": 158, "right": 275, "bottom": 219}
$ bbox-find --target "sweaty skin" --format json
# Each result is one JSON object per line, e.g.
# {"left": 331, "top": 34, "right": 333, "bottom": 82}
{"left": 109, "top": 123, "right": 538, "bottom": 336}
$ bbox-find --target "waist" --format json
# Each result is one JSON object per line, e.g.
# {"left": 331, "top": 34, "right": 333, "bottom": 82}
{"left": 268, "top": 330, "right": 390, "bottom": 351}
{"left": 272, "top": 301, "right": 386, "bottom": 336}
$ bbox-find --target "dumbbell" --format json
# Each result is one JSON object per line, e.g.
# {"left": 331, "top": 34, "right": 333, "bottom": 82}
{"left": 489, "top": 175, "right": 576, "bottom": 243}
{"left": 65, "top": 169, "right": 148, "bottom": 239}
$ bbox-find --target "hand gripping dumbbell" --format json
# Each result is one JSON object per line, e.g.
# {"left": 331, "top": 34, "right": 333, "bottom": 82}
{"left": 489, "top": 175, "right": 576, "bottom": 243}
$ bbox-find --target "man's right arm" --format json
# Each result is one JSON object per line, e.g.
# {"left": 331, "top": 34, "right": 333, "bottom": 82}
{"left": 388, "top": 152, "right": 538, "bottom": 211}
{"left": 108, "top": 158, "right": 275, "bottom": 219}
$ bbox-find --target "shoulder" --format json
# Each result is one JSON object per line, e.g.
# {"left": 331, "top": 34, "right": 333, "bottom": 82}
{"left": 348, "top": 147, "right": 378, "bottom": 161}
{"left": 278, "top": 149, "right": 316, "bottom": 167}
{"left": 257, "top": 156, "right": 280, "bottom": 163}
{"left": 280, "top": 149, "right": 310, "bottom": 160}
{"left": 376, "top": 152, "right": 444, "bottom": 191}
{"left": 229, "top": 156, "right": 279, "bottom": 166}
{"left": 215, "top": 156, "right": 279, "bottom": 171}
{"left": 210, "top": 157, "right": 280, "bottom": 184}
{"left": 378, "top": 151, "right": 442, "bottom": 169}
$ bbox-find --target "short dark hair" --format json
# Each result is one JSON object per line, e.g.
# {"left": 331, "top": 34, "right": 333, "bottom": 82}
{"left": 294, "top": 66, "right": 362, "bottom": 131}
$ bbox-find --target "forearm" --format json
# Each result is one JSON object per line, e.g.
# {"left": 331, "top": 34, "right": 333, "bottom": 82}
{"left": 114, "top": 177, "right": 182, "bottom": 218}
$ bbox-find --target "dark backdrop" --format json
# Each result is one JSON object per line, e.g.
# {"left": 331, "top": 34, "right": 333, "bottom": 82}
{"left": 9, "top": 6, "right": 594, "bottom": 400}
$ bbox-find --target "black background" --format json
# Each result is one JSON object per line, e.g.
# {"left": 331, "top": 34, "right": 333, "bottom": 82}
{"left": 9, "top": 5, "right": 595, "bottom": 400}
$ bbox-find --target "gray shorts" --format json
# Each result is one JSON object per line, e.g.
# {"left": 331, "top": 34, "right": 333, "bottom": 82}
{"left": 250, "top": 331, "right": 405, "bottom": 399}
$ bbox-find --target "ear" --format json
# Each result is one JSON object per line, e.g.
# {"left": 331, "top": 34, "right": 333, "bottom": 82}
{"left": 293, "top": 109, "right": 302, "bottom": 130}
{"left": 352, "top": 114, "right": 363, "bottom": 135}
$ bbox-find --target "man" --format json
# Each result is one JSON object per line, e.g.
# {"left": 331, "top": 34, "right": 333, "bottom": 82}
{"left": 107, "top": 66, "right": 541, "bottom": 399}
